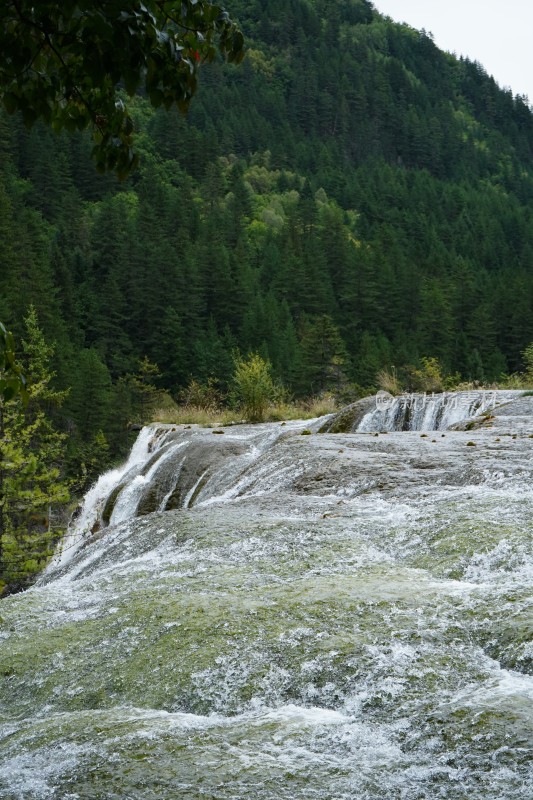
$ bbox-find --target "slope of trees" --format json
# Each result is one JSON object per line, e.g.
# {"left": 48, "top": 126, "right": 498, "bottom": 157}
{"left": 1, "top": 0, "right": 533, "bottom": 484}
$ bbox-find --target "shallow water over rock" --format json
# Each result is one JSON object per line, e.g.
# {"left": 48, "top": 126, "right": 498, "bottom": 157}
{"left": 322, "top": 389, "right": 523, "bottom": 433}
{"left": 1, "top": 396, "right": 533, "bottom": 798}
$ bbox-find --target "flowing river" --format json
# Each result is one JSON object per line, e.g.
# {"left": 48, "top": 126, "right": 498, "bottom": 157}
{"left": 1, "top": 391, "right": 532, "bottom": 799}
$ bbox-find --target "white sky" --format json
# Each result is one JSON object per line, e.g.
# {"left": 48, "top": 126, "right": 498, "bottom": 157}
{"left": 374, "top": 1, "right": 533, "bottom": 103}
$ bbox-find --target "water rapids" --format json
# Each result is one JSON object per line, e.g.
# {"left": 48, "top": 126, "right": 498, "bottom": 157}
{"left": 1, "top": 392, "right": 533, "bottom": 799}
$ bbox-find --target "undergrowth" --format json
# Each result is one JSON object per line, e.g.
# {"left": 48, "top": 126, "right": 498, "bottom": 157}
{"left": 151, "top": 394, "right": 339, "bottom": 426}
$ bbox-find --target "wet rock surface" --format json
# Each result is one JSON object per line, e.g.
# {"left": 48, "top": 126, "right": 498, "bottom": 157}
{"left": 1, "top": 397, "right": 533, "bottom": 799}
{"left": 324, "top": 389, "right": 525, "bottom": 434}
{"left": 318, "top": 394, "right": 381, "bottom": 433}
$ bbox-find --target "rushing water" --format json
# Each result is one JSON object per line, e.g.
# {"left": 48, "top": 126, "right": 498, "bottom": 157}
{"left": 1, "top": 394, "right": 533, "bottom": 799}
{"left": 356, "top": 390, "right": 523, "bottom": 432}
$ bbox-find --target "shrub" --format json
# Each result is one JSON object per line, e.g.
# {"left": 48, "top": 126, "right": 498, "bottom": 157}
{"left": 178, "top": 378, "right": 223, "bottom": 411}
{"left": 232, "top": 353, "right": 277, "bottom": 422}
{"left": 522, "top": 343, "right": 533, "bottom": 384}
{"left": 404, "top": 357, "right": 459, "bottom": 393}
{"left": 499, "top": 343, "right": 533, "bottom": 389}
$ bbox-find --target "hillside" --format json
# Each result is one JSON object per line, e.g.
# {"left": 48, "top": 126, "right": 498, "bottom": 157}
{"left": 1, "top": 0, "right": 533, "bottom": 470}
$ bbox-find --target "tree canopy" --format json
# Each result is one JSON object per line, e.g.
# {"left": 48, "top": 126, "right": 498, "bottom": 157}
{"left": 0, "top": 323, "right": 27, "bottom": 403}
{"left": 0, "top": 1, "right": 244, "bottom": 176}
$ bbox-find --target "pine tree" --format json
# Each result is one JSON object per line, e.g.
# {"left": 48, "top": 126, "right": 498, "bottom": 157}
{"left": 126, "top": 356, "right": 164, "bottom": 424}
{"left": 297, "top": 314, "right": 350, "bottom": 396}
{"left": 0, "top": 308, "right": 69, "bottom": 593}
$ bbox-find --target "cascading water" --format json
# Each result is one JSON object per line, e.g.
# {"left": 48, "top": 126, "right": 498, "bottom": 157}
{"left": 357, "top": 389, "right": 522, "bottom": 432}
{"left": 42, "top": 425, "right": 160, "bottom": 574}
{"left": 2, "top": 395, "right": 533, "bottom": 799}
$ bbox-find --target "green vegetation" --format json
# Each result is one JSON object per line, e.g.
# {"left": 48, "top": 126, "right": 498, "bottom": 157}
{"left": 0, "top": 1, "right": 244, "bottom": 177}
{"left": 231, "top": 353, "right": 278, "bottom": 422}
{"left": 0, "top": 309, "right": 70, "bottom": 593}
{"left": 152, "top": 390, "right": 339, "bottom": 427}
{"left": 2, "top": 0, "right": 533, "bottom": 586}
{"left": 520, "top": 343, "right": 533, "bottom": 384}
{"left": 0, "top": 323, "right": 27, "bottom": 403}
{"left": 499, "top": 342, "right": 533, "bottom": 389}
{"left": 376, "top": 357, "right": 462, "bottom": 394}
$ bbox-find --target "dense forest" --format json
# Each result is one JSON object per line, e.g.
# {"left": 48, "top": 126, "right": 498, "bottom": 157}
{"left": 2, "top": 0, "right": 533, "bottom": 481}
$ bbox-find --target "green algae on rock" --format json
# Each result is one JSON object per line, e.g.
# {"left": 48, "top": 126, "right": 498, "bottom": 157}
{"left": 2, "top": 401, "right": 533, "bottom": 799}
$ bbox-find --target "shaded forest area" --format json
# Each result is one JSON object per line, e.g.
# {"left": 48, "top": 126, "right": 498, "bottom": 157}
{"left": 2, "top": 0, "right": 533, "bottom": 478}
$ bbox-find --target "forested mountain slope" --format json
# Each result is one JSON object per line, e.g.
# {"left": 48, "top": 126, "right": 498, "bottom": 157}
{"left": 2, "top": 0, "right": 533, "bottom": 469}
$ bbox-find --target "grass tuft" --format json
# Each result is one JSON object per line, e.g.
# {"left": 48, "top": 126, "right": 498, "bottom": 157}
{"left": 151, "top": 394, "right": 339, "bottom": 427}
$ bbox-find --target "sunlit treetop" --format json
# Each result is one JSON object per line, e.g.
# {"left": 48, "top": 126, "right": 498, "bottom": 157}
{"left": 0, "top": 1, "right": 245, "bottom": 177}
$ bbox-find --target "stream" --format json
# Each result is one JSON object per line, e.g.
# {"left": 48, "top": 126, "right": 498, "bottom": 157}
{"left": 1, "top": 391, "right": 532, "bottom": 799}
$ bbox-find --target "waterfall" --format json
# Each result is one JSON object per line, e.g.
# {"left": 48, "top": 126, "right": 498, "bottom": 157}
{"left": 42, "top": 426, "right": 173, "bottom": 574}
{"left": 43, "top": 420, "right": 313, "bottom": 579}
{"left": 357, "top": 389, "right": 521, "bottom": 432}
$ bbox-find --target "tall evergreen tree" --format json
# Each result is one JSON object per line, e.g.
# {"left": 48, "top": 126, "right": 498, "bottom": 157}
{"left": 0, "top": 308, "right": 69, "bottom": 593}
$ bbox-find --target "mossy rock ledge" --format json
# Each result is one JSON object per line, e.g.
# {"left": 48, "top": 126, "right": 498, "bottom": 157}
{"left": 319, "top": 393, "right": 390, "bottom": 434}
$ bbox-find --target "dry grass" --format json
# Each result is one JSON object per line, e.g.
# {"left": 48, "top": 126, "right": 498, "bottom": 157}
{"left": 150, "top": 394, "right": 339, "bottom": 426}
{"left": 376, "top": 368, "right": 402, "bottom": 395}
{"left": 263, "top": 396, "right": 338, "bottom": 422}
{"left": 299, "top": 393, "right": 340, "bottom": 418}
{"left": 151, "top": 404, "right": 240, "bottom": 426}
{"left": 496, "top": 374, "right": 533, "bottom": 390}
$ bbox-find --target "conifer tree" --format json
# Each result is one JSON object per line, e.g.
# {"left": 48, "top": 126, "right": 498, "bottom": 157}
{"left": 298, "top": 314, "right": 350, "bottom": 396}
{"left": 0, "top": 308, "right": 69, "bottom": 593}
{"left": 126, "top": 356, "right": 164, "bottom": 424}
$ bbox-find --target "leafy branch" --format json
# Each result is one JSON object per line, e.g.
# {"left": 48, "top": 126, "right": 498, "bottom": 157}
{"left": 0, "top": 1, "right": 244, "bottom": 177}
